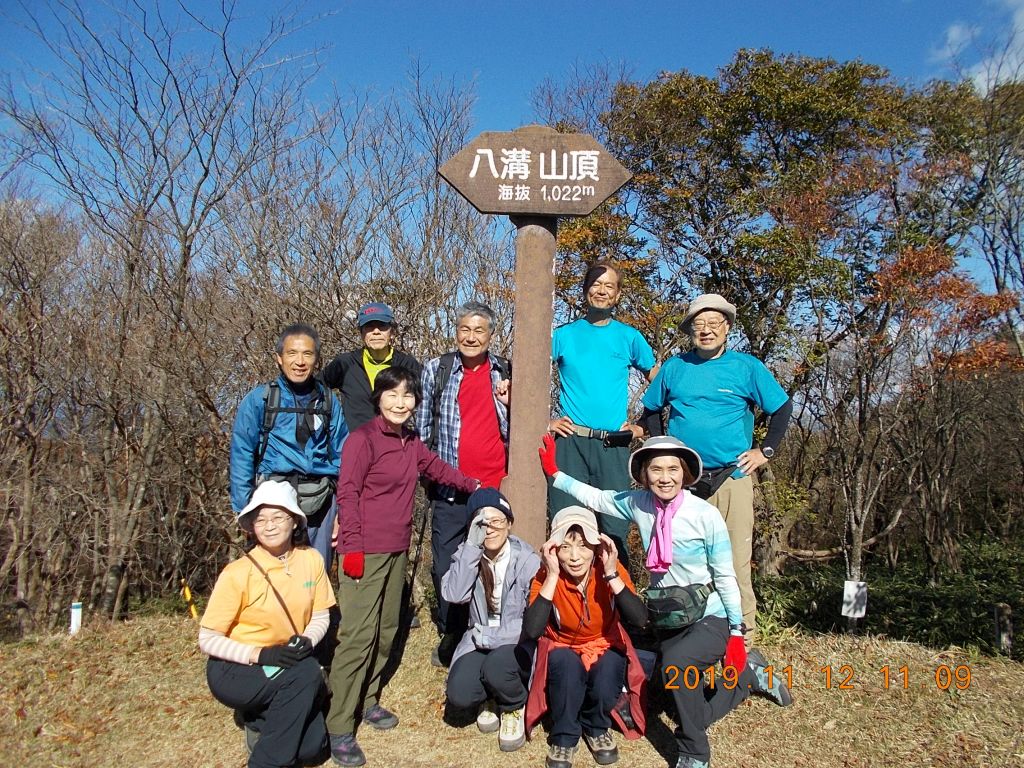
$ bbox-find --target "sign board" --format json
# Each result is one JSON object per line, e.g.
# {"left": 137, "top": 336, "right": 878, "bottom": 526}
{"left": 439, "top": 124, "right": 631, "bottom": 217}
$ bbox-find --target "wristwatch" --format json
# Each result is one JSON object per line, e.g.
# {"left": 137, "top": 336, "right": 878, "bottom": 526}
{"left": 760, "top": 446, "right": 775, "bottom": 459}
{"left": 729, "top": 623, "right": 748, "bottom": 634}
{"left": 602, "top": 572, "right": 619, "bottom": 581}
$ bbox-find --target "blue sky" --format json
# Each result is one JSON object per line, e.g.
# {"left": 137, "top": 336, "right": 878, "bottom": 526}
{"left": 1, "top": 0, "right": 1022, "bottom": 133}
{"left": 297, "top": 0, "right": 1021, "bottom": 129}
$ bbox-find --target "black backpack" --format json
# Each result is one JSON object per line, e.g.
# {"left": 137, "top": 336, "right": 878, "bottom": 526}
{"left": 254, "top": 379, "right": 338, "bottom": 471}
{"left": 427, "top": 351, "right": 510, "bottom": 453}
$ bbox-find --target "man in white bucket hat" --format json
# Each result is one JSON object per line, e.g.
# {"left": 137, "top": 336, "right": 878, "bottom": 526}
{"left": 640, "top": 293, "right": 792, "bottom": 648}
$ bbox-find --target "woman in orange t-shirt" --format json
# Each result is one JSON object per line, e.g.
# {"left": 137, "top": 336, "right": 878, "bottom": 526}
{"left": 199, "top": 480, "right": 336, "bottom": 768}
{"left": 522, "top": 506, "right": 648, "bottom": 768}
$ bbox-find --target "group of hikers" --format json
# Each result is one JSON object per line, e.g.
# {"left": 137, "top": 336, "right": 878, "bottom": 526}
{"left": 198, "top": 261, "right": 795, "bottom": 768}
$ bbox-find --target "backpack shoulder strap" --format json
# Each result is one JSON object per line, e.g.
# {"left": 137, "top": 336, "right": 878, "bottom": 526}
{"left": 492, "top": 354, "right": 511, "bottom": 380}
{"left": 254, "top": 381, "right": 281, "bottom": 472}
{"left": 429, "top": 352, "right": 457, "bottom": 452}
{"left": 315, "top": 378, "right": 338, "bottom": 460}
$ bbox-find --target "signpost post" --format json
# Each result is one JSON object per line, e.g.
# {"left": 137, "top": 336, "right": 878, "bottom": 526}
{"left": 438, "top": 124, "right": 631, "bottom": 550}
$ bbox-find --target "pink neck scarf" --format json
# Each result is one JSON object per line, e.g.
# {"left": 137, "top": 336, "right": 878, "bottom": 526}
{"left": 646, "top": 492, "right": 685, "bottom": 573}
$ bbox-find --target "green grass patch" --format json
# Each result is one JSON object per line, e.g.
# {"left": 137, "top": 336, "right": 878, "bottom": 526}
{"left": 756, "top": 541, "right": 1024, "bottom": 660}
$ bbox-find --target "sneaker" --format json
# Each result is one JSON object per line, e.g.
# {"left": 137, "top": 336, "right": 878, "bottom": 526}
{"left": 746, "top": 648, "right": 793, "bottom": 707}
{"left": 329, "top": 733, "right": 366, "bottom": 767}
{"left": 476, "top": 700, "right": 499, "bottom": 733}
{"left": 362, "top": 703, "right": 399, "bottom": 730}
{"left": 675, "top": 757, "right": 710, "bottom": 768}
{"left": 583, "top": 729, "right": 619, "bottom": 764}
{"left": 612, "top": 689, "right": 634, "bottom": 731}
{"left": 546, "top": 743, "right": 579, "bottom": 768}
{"left": 498, "top": 707, "right": 526, "bottom": 751}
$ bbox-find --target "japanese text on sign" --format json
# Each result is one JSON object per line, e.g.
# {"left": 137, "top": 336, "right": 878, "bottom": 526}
{"left": 438, "top": 125, "right": 631, "bottom": 216}
{"left": 468, "top": 148, "right": 601, "bottom": 203}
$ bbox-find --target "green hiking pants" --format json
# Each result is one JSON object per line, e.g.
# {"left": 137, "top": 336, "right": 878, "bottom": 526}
{"left": 326, "top": 551, "right": 407, "bottom": 735}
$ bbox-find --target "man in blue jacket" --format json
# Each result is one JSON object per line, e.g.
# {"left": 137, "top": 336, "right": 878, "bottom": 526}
{"left": 229, "top": 323, "right": 347, "bottom": 565}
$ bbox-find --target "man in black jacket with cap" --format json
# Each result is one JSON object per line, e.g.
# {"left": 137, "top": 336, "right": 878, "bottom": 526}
{"left": 322, "top": 302, "right": 422, "bottom": 432}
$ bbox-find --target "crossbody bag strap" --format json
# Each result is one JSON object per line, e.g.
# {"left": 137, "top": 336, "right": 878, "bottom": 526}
{"left": 244, "top": 550, "right": 300, "bottom": 636}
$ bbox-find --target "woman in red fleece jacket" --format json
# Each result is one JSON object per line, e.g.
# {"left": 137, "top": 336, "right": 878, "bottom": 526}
{"left": 326, "top": 366, "right": 478, "bottom": 766}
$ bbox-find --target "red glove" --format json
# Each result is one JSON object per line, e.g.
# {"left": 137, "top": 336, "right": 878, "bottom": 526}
{"left": 723, "top": 635, "right": 747, "bottom": 676}
{"left": 342, "top": 552, "right": 364, "bottom": 579}
{"left": 538, "top": 434, "right": 560, "bottom": 477}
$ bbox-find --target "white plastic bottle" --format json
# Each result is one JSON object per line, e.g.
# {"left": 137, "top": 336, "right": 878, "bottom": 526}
{"left": 70, "top": 601, "right": 83, "bottom": 635}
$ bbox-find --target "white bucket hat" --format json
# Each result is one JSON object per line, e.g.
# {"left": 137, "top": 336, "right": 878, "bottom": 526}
{"left": 681, "top": 293, "right": 737, "bottom": 327}
{"left": 238, "top": 480, "right": 306, "bottom": 526}
{"left": 629, "top": 436, "right": 704, "bottom": 485}
{"left": 550, "top": 506, "right": 601, "bottom": 545}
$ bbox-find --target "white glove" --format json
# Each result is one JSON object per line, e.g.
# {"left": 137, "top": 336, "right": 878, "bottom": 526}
{"left": 466, "top": 514, "right": 487, "bottom": 548}
{"left": 470, "top": 623, "right": 489, "bottom": 649}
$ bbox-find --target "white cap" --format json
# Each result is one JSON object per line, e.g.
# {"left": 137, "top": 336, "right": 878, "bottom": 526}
{"left": 238, "top": 480, "right": 305, "bottom": 525}
{"left": 550, "top": 506, "right": 601, "bottom": 545}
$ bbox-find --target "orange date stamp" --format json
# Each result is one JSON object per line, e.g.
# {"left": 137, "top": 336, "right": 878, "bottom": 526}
{"left": 662, "top": 663, "right": 974, "bottom": 691}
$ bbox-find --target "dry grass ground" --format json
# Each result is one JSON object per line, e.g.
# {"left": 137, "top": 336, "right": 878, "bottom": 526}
{"left": 1, "top": 614, "right": 1022, "bottom": 768}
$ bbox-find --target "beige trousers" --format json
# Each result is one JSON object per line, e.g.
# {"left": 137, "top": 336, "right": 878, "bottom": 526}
{"left": 708, "top": 476, "right": 756, "bottom": 645}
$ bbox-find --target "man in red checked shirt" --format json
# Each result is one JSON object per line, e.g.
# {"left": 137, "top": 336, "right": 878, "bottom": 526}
{"left": 417, "top": 301, "right": 511, "bottom": 668}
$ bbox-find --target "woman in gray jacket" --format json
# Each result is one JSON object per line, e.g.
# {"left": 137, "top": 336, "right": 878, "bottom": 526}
{"left": 441, "top": 487, "right": 541, "bottom": 753}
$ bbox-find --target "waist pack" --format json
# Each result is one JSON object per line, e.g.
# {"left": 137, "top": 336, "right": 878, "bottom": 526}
{"left": 602, "top": 430, "right": 634, "bottom": 448}
{"left": 691, "top": 465, "right": 737, "bottom": 500}
{"left": 266, "top": 473, "right": 336, "bottom": 517}
{"left": 646, "top": 582, "right": 715, "bottom": 631}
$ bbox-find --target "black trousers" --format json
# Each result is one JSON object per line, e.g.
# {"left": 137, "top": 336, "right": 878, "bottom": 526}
{"left": 659, "top": 615, "right": 754, "bottom": 763}
{"left": 548, "top": 434, "right": 632, "bottom": 567}
{"left": 430, "top": 492, "right": 471, "bottom": 636}
{"left": 206, "top": 656, "right": 328, "bottom": 768}
{"left": 445, "top": 644, "right": 533, "bottom": 713}
{"left": 546, "top": 646, "right": 626, "bottom": 747}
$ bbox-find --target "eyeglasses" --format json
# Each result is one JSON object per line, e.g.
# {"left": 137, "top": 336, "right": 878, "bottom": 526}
{"left": 690, "top": 319, "right": 727, "bottom": 332}
{"left": 252, "top": 514, "right": 292, "bottom": 529}
{"left": 476, "top": 517, "right": 509, "bottom": 531}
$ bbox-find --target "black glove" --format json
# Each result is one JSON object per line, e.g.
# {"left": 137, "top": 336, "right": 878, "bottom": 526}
{"left": 258, "top": 635, "right": 312, "bottom": 668}
{"left": 286, "top": 634, "right": 314, "bottom": 659}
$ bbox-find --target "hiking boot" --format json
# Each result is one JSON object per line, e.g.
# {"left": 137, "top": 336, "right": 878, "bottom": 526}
{"left": 746, "top": 648, "right": 793, "bottom": 707}
{"left": 583, "top": 729, "right": 619, "bottom": 765}
{"left": 498, "top": 707, "right": 526, "bottom": 751}
{"left": 329, "top": 733, "right": 366, "bottom": 767}
{"left": 243, "top": 724, "right": 260, "bottom": 755}
{"left": 675, "top": 757, "right": 710, "bottom": 768}
{"left": 431, "top": 633, "right": 459, "bottom": 668}
{"left": 545, "top": 743, "right": 579, "bottom": 768}
{"left": 362, "top": 703, "right": 399, "bottom": 730}
{"left": 233, "top": 710, "right": 259, "bottom": 754}
{"left": 476, "top": 700, "right": 499, "bottom": 733}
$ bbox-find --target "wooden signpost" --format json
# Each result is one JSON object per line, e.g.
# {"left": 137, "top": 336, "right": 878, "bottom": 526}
{"left": 439, "top": 124, "right": 631, "bottom": 550}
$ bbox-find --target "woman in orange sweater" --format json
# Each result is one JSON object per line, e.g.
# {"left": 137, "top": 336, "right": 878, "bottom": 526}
{"left": 522, "top": 506, "right": 648, "bottom": 768}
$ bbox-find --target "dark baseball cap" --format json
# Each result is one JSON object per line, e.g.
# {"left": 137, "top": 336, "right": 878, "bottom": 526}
{"left": 357, "top": 302, "right": 395, "bottom": 327}
{"left": 465, "top": 487, "right": 513, "bottom": 522}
